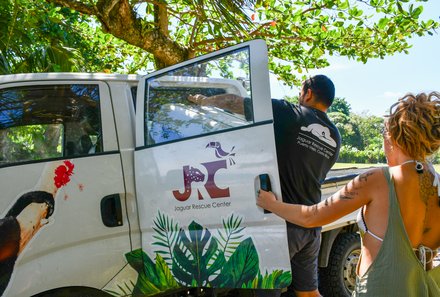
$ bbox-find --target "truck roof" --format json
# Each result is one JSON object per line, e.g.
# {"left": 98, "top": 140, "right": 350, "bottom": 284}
{"left": 0, "top": 72, "right": 141, "bottom": 84}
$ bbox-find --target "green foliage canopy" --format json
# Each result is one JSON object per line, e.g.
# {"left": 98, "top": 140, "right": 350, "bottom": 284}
{"left": 2, "top": 0, "right": 438, "bottom": 86}
{"left": 0, "top": 0, "right": 150, "bottom": 73}
{"left": 328, "top": 97, "right": 352, "bottom": 115}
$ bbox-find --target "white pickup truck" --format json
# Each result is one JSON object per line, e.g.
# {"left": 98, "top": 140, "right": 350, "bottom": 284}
{"left": 0, "top": 40, "right": 362, "bottom": 297}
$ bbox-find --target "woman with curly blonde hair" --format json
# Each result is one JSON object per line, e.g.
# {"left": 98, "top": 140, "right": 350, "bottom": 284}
{"left": 257, "top": 92, "right": 440, "bottom": 296}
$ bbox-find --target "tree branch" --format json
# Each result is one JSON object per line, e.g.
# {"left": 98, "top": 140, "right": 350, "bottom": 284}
{"left": 301, "top": 3, "right": 329, "bottom": 14}
{"left": 189, "top": 15, "right": 199, "bottom": 47}
{"left": 154, "top": 0, "right": 169, "bottom": 37}
{"left": 45, "top": 0, "right": 189, "bottom": 67}
{"left": 102, "top": 0, "right": 120, "bottom": 18}
{"left": 46, "top": 0, "right": 96, "bottom": 15}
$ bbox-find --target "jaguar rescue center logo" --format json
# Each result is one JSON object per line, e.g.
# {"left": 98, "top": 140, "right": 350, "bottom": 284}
{"left": 172, "top": 142, "right": 235, "bottom": 210}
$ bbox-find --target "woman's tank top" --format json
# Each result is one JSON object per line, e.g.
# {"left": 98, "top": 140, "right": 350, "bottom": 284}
{"left": 353, "top": 167, "right": 440, "bottom": 296}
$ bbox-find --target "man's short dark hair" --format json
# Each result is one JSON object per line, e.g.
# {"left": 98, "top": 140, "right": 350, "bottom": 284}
{"left": 304, "top": 75, "right": 335, "bottom": 108}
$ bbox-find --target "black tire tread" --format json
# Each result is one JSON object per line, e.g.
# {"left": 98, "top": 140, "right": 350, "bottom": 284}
{"left": 319, "top": 232, "right": 360, "bottom": 297}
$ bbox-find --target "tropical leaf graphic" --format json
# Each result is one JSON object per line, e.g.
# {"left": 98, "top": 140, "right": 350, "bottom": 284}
{"left": 121, "top": 212, "right": 291, "bottom": 295}
{"left": 171, "top": 221, "right": 224, "bottom": 286}
{"left": 125, "top": 249, "right": 180, "bottom": 296}
{"left": 211, "top": 237, "right": 259, "bottom": 288}
{"left": 217, "top": 214, "right": 245, "bottom": 258}
{"left": 246, "top": 269, "right": 292, "bottom": 289}
{"left": 104, "top": 280, "right": 135, "bottom": 296}
{"left": 206, "top": 237, "right": 226, "bottom": 278}
{"left": 152, "top": 211, "right": 180, "bottom": 266}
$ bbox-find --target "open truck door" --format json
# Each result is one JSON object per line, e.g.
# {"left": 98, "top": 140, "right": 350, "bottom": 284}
{"left": 134, "top": 40, "right": 291, "bottom": 294}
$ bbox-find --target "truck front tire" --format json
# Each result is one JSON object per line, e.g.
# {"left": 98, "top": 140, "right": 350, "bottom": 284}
{"left": 319, "top": 232, "right": 360, "bottom": 297}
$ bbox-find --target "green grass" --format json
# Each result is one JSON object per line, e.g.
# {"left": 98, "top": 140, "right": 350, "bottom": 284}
{"left": 332, "top": 163, "right": 385, "bottom": 169}
{"left": 333, "top": 163, "right": 440, "bottom": 172}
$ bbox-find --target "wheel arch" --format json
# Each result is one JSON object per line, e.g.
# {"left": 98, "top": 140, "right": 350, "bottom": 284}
{"left": 318, "top": 224, "right": 359, "bottom": 267}
{"left": 31, "top": 286, "right": 114, "bottom": 297}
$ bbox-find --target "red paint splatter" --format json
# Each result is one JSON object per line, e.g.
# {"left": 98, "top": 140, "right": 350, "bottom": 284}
{"left": 54, "top": 161, "right": 75, "bottom": 188}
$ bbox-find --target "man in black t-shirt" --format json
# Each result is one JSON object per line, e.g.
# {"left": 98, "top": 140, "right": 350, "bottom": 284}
{"left": 187, "top": 75, "right": 340, "bottom": 297}
{"left": 272, "top": 75, "right": 340, "bottom": 297}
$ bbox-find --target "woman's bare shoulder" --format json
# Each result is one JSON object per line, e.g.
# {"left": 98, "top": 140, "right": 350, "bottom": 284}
{"left": 345, "top": 167, "right": 389, "bottom": 201}
{"left": 354, "top": 167, "right": 386, "bottom": 184}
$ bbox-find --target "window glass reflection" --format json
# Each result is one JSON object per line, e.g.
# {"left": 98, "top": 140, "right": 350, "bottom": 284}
{"left": 145, "top": 48, "right": 253, "bottom": 145}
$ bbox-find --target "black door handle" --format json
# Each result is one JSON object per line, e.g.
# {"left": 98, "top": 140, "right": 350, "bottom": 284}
{"left": 259, "top": 174, "right": 272, "bottom": 214}
{"left": 100, "top": 194, "right": 123, "bottom": 227}
{"left": 259, "top": 173, "right": 272, "bottom": 192}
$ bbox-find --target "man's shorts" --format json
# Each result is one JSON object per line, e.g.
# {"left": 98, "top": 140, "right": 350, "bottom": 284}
{"left": 286, "top": 224, "right": 321, "bottom": 292}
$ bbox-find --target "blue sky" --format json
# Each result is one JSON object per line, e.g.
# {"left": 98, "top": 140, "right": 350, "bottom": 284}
{"left": 270, "top": 1, "right": 440, "bottom": 117}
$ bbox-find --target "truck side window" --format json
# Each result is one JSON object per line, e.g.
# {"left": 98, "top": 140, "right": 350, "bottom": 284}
{"left": 0, "top": 84, "right": 102, "bottom": 166}
{"left": 144, "top": 47, "right": 253, "bottom": 145}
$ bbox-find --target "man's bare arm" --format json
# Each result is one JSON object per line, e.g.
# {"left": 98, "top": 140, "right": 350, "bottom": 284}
{"left": 188, "top": 94, "right": 245, "bottom": 114}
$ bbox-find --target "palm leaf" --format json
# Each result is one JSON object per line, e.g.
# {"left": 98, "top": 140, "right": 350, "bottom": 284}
{"left": 217, "top": 213, "right": 245, "bottom": 258}
{"left": 188, "top": 0, "right": 260, "bottom": 42}
{"left": 152, "top": 211, "right": 180, "bottom": 266}
{"left": 103, "top": 280, "right": 135, "bottom": 296}
{"left": 10, "top": 43, "right": 85, "bottom": 73}
{"left": 172, "top": 221, "right": 223, "bottom": 286}
{"left": 0, "top": 53, "right": 10, "bottom": 74}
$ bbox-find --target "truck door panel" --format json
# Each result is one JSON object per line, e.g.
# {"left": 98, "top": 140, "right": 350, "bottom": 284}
{"left": 134, "top": 40, "right": 291, "bottom": 293}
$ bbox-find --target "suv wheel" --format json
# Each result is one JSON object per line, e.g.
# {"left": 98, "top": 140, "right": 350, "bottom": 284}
{"left": 319, "top": 232, "right": 361, "bottom": 297}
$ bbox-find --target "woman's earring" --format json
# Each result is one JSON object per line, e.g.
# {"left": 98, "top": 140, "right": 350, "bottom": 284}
{"left": 415, "top": 161, "right": 424, "bottom": 174}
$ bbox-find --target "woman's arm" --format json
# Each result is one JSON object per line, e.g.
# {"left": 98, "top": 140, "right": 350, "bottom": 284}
{"left": 257, "top": 169, "right": 380, "bottom": 227}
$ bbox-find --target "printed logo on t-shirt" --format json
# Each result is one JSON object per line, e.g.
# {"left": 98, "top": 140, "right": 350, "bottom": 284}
{"left": 297, "top": 124, "right": 337, "bottom": 160}
{"left": 300, "top": 124, "right": 337, "bottom": 147}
